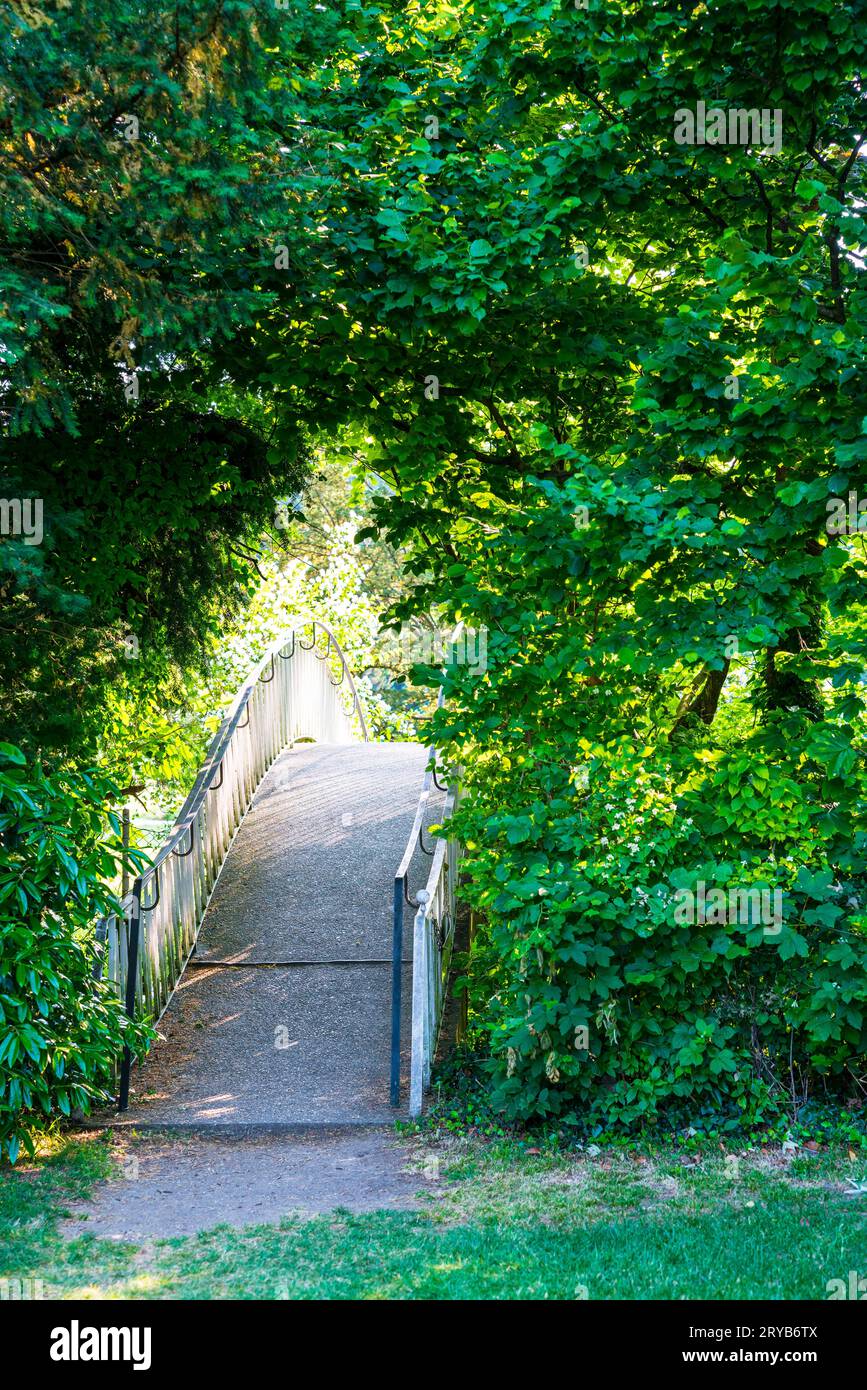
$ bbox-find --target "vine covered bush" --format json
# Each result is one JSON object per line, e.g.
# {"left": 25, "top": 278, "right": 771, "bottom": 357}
{"left": 456, "top": 739, "right": 867, "bottom": 1131}
{"left": 428, "top": 448, "right": 867, "bottom": 1131}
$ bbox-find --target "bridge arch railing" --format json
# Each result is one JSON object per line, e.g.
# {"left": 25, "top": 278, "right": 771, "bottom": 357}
{"left": 94, "top": 618, "right": 367, "bottom": 1109}
{"left": 390, "top": 640, "right": 464, "bottom": 1115}
{"left": 390, "top": 727, "right": 450, "bottom": 1107}
{"left": 408, "top": 778, "right": 460, "bottom": 1118}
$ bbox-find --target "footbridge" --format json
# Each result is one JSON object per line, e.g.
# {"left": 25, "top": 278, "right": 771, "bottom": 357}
{"left": 95, "top": 620, "right": 459, "bottom": 1126}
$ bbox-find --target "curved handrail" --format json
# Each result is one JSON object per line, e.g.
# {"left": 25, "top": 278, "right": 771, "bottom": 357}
{"left": 393, "top": 736, "right": 445, "bottom": 898}
{"left": 144, "top": 619, "right": 367, "bottom": 885}
{"left": 290, "top": 613, "right": 369, "bottom": 741}
{"left": 120, "top": 619, "right": 367, "bottom": 894}
{"left": 392, "top": 630, "right": 461, "bottom": 902}
{"left": 409, "top": 780, "right": 460, "bottom": 1117}
{"left": 101, "top": 617, "right": 368, "bottom": 1109}
{"left": 389, "top": 626, "right": 463, "bottom": 1107}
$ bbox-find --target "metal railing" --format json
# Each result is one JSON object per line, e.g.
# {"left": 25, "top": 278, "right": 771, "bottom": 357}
{"left": 408, "top": 778, "right": 460, "bottom": 1117}
{"left": 390, "top": 645, "right": 464, "bottom": 1111}
{"left": 389, "top": 735, "right": 451, "bottom": 1106}
{"left": 94, "top": 618, "right": 367, "bottom": 1109}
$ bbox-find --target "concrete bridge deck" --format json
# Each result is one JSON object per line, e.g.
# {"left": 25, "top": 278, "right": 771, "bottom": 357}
{"left": 124, "top": 741, "right": 441, "bottom": 1127}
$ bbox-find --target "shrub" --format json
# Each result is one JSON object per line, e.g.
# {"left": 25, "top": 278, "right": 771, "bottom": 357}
{"left": 0, "top": 746, "right": 151, "bottom": 1161}
{"left": 458, "top": 737, "right": 867, "bottom": 1132}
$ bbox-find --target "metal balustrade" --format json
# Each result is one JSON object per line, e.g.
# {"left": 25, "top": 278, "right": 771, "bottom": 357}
{"left": 389, "top": 740, "right": 450, "bottom": 1106}
{"left": 408, "top": 780, "right": 460, "bottom": 1118}
{"left": 390, "top": 667, "right": 462, "bottom": 1114}
{"left": 94, "top": 618, "right": 368, "bottom": 1109}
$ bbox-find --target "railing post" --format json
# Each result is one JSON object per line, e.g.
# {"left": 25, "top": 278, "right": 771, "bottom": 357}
{"left": 409, "top": 891, "right": 430, "bottom": 1119}
{"left": 390, "top": 877, "right": 404, "bottom": 1107}
{"left": 118, "top": 880, "right": 142, "bottom": 1111}
{"left": 121, "top": 806, "right": 130, "bottom": 901}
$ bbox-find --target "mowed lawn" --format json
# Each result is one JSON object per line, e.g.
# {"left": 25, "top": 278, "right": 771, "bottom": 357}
{"left": 1, "top": 1133, "right": 864, "bottom": 1300}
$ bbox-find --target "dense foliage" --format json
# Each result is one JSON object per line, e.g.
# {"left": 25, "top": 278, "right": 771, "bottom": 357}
{"left": 0, "top": 1, "right": 328, "bottom": 751}
{"left": 0, "top": 0, "right": 337, "bottom": 435}
{"left": 1, "top": 0, "right": 866, "bottom": 1145}
{"left": 0, "top": 746, "right": 149, "bottom": 1161}
{"left": 0, "top": 0, "right": 321, "bottom": 1147}
{"left": 241, "top": 0, "right": 867, "bottom": 1128}
{"left": 0, "top": 401, "right": 309, "bottom": 752}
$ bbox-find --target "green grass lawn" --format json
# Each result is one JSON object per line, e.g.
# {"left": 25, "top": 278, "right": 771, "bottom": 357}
{"left": 1, "top": 1133, "right": 864, "bottom": 1300}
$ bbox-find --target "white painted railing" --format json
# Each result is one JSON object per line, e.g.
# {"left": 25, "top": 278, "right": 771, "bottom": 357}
{"left": 94, "top": 617, "right": 367, "bottom": 1108}
{"left": 409, "top": 780, "right": 460, "bottom": 1117}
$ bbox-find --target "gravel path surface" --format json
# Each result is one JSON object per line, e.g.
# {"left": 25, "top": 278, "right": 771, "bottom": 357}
{"left": 62, "top": 1130, "right": 429, "bottom": 1239}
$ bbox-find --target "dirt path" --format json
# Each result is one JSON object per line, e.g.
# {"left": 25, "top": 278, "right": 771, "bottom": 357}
{"left": 62, "top": 1129, "right": 431, "bottom": 1241}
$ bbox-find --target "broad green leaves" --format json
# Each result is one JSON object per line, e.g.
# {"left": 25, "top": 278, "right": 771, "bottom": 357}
{"left": 0, "top": 750, "right": 151, "bottom": 1161}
